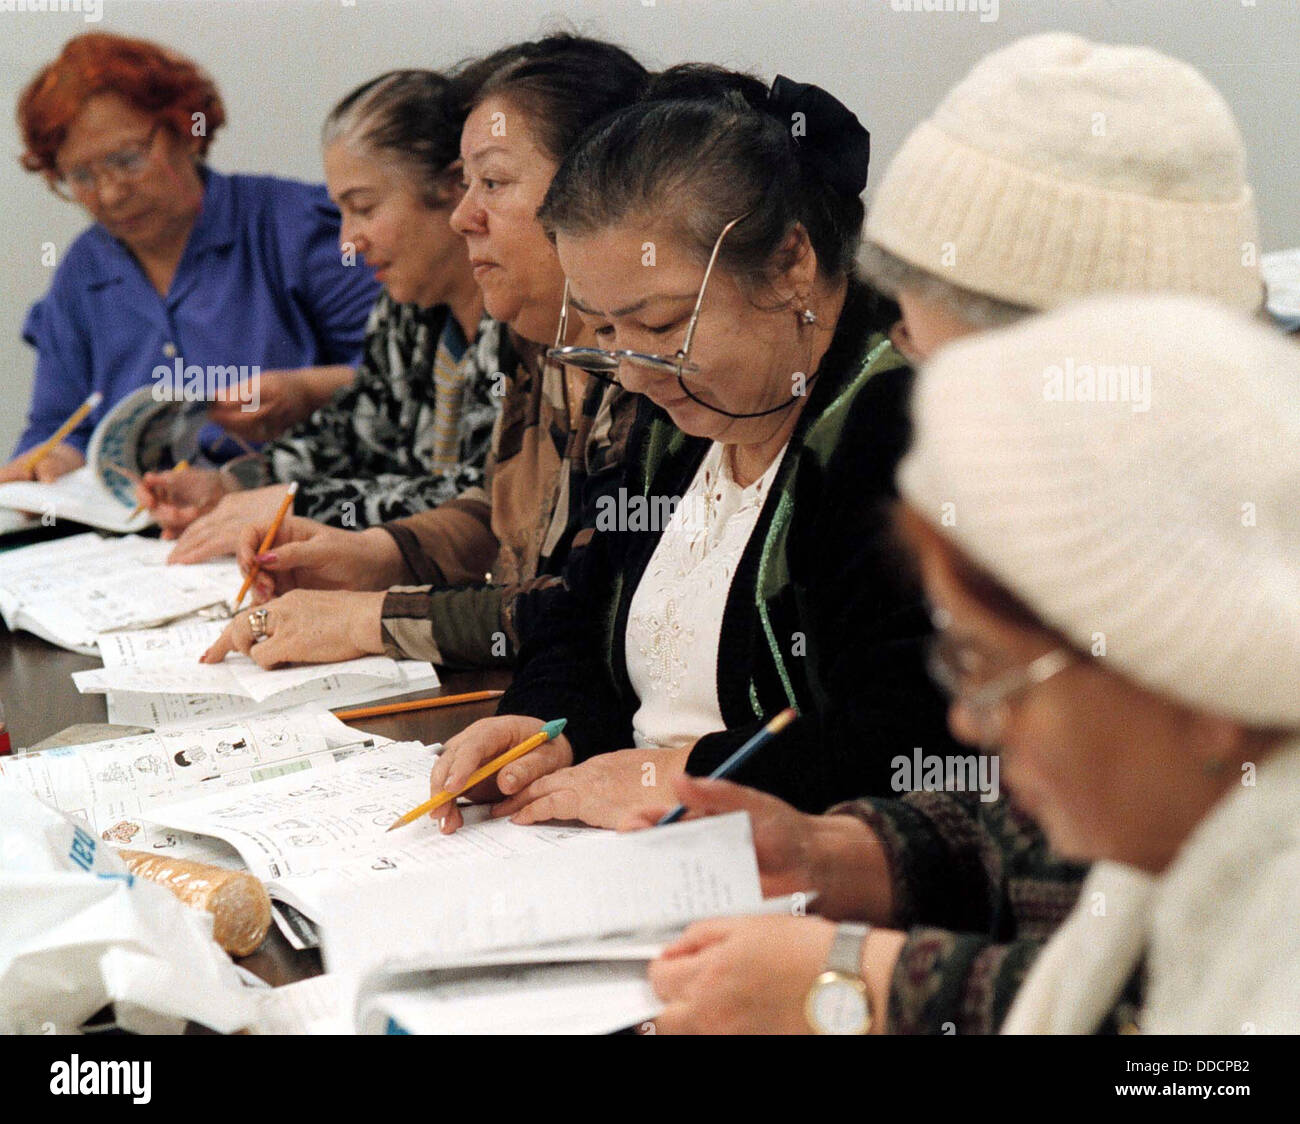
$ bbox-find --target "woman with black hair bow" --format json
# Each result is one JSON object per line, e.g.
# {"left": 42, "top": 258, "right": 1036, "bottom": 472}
{"left": 428, "top": 66, "right": 958, "bottom": 830}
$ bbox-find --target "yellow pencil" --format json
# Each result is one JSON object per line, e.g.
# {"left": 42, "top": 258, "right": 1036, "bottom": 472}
{"left": 333, "top": 689, "right": 505, "bottom": 722}
{"left": 386, "top": 717, "right": 567, "bottom": 832}
{"left": 232, "top": 480, "right": 297, "bottom": 610}
{"left": 22, "top": 391, "right": 102, "bottom": 474}
{"left": 128, "top": 458, "right": 189, "bottom": 520}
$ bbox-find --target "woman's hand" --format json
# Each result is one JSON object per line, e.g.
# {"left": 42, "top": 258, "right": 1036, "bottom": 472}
{"left": 200, "top": 589, "right": 386, "bottom": 668}
{"left": 167, "top": 484, "right": 297, "bottom": 564}
{"left": 492, "top": 745, "right": 692, "bottom": 830}
{"left": 207, "top": 366, "right": 351, "bottom": 442}
{"left": 0, "top": 442, "right": 85, "bottom": 483}
{"left": 136, "top": 466, "right": 230, "bottom": 538}
{"left": 649, "top": 915, "right": 837, "bottom": 1034}
{"left": 622, "top": 774, "right": 895, "bottom": 921}
{"left": 621, "top": 774, "right": 820, "bottom": 898}
{"left": 234, "top": 516, "right": 408, "bottom": 601}
{"left": 426, "top": 716, "right": 575, "bottom": 834}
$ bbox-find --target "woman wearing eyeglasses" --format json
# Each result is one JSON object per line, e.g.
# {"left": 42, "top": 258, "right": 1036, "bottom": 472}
{"left": 201, "top": 36, "right": 649, "bottom": 669}
{"left": 2, "top": 32, "right": 378, "bottom": 482}
{"left": 418, "top": 66, "right": 956, "bottom": 830}
{"left": 635, "top": 294, "right": 1300, "bottom": 1035}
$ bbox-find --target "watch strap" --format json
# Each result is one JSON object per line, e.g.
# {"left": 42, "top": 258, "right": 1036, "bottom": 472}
{"left": 827, "top": 922, "right": 871, "bottom": 977}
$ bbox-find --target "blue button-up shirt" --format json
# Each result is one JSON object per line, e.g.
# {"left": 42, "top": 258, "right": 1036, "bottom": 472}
{"left": 16, "top": 166, "right": 380, "bottom": 458}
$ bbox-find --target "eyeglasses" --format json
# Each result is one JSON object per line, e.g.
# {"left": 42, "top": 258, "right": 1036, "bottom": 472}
{"left": 52, "top": 123, "right": 163, "bottom": 201}
{"left": 548, "top": 212, "right": 747, "bottom": 381}
{"left": 545, "top": 213, "right": 800, "bottom": 421}
{"left": 926, "top": 615, "right": 1074, "bottom": 749}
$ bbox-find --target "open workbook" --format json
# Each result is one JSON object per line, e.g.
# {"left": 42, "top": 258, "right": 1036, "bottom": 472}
{"left": 0, "top": 386, "right": 207, "bottom": 535}
{"left": 0, "top": 711, "right": 385, "bottom": 864}
{"left": 0, "top": 533, "right": 240, "bottom": 654}
{"left": 141, "top": 742, "right": 768, "bottom": 1033}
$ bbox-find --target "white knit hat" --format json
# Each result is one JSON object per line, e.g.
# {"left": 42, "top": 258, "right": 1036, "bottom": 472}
{"left": 898, "top": 292, "right": 1300, "bottom": 726}
{"left": 866, "top": 33, "right": 1264, "bottom": 314}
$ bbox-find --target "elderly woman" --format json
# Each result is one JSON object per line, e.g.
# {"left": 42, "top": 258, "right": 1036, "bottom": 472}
{"left": 626, "top": 34, "right": 1277, "bottom": 1036}
{"left": 639, "top": 293, "right": 1300, "bottom": 1036}
{"left": 415, "top": 64, "right": 956, "bottom": 827}
{"left": 141, "top": 69, "right": 502, "bottom": 558}
{"left": 4, "top": 32, "right": 378, "bottom": 480}
{"left": 200, "top": 35, "right": 649, "bottom": 667}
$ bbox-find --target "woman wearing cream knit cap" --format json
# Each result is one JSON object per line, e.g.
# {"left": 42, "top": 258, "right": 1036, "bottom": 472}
{"left": 641, "top": 292, "right": 1299, "bottom": 1035}
{"left": 861, "top": 32, "right": 1266, "bottom": 362}
{"left": 901, "top": 292, "right": 1299, "bottom": 1033}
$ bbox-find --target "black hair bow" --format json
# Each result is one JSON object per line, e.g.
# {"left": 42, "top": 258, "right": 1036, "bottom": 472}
{"left": 767, "top": 74, "right": 871, "bottom": 198}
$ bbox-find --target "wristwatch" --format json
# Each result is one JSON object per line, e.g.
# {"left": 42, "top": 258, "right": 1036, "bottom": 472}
{"left": 805, "top": 922, "right": 872, "bottom": 1034}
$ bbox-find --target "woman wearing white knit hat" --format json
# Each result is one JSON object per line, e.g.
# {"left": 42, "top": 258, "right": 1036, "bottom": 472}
{"left": 639, "top": 292, "right": 1299, "bottom": 1035}
{"left": 898, "top": 292, "right": 1300, "bottom": 1034}
{"left": 861, "top": 32, "right": 1266, "bottom": 363}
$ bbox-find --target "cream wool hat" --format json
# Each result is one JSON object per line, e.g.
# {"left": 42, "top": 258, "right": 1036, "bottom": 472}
{"left": 898, "top": 292, "right": 1300, "bottom": 726}
{"left": 866, "top": 34, "right": 1264, "bottom": 313}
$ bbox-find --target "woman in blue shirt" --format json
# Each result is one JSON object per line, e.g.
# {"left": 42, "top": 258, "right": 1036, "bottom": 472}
{"left": 4, "top": 31, "right": 378, "bottom": 481}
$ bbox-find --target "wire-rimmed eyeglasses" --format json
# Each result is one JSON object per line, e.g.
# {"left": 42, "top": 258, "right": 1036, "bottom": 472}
{"left": 545, "top": 214, "right": 806, "bottom": 420}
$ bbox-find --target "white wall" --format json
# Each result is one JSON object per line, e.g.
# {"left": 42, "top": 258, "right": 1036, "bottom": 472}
{"left": 2, "top": 0, "right": 1296, "bottom": 454}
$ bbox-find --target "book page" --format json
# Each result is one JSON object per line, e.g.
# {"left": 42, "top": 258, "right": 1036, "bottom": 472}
{"left": 81, "top": 618, "right": 433, "bottom": 702}
{"left": 143, "top": 742, "right": 591, "bottom": 885}
{"left": 0, "top": 465, "right": 151, "bottom": 535}
{"left": 0, "top": 534, "right": 239, "bottom": 650}
{"left": 102, "top": 665, "right": 441, "bottom": 728}
{"left": 0, "top": 711, "right": 381, "bottom": 859}
{"left": 320, "top": 812, "right": 764, "bottom": 974}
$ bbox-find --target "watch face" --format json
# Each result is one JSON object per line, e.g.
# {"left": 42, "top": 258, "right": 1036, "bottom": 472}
{"left": 809, "top": 975, "right": 870, "bottom": 1035}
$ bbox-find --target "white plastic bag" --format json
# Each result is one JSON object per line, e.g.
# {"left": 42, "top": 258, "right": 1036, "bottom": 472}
{"left": 0, "top": 789, "right": 259, "bottom": 1034}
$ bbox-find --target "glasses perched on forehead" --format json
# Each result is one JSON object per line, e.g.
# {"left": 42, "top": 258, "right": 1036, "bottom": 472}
{"left": 52, "top": 123, "right": 163, "bottom": 201}
{"left": 926, "top": 613, "right": 1074, "bottom": 749}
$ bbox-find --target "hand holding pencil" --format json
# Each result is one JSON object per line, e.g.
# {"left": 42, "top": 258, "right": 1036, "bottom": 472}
{"left": 389, "top": 718, "right": 567, "bottom": 832}
{"left": 423, "top": 714, "right": 578, "bottom": 835}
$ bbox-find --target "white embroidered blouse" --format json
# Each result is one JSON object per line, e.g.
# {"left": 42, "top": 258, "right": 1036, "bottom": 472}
{"left": 625, "top": 439, "right": 789, "bottom": 749}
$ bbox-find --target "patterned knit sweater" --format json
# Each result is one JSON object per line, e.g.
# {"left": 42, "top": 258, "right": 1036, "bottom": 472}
{"left": 252, "top": 294, "right": 502, "bottom": 528}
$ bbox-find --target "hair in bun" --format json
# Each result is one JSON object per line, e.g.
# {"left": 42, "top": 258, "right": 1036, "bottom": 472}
{"left": 539, "top": 63, "right": 870, "bottom": 282}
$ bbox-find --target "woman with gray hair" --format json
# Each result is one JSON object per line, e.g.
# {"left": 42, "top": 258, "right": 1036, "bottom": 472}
{"left": 146, "top": 69, "right": 502, "bottom": 572}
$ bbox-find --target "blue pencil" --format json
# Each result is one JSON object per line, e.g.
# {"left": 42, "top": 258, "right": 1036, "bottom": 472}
{"left": 657, "top": 707, "right": 799, "bottom": 825}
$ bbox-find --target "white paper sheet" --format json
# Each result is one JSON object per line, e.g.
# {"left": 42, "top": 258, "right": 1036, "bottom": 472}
{"left": 321, "top": 812, "right": 764, "bottom": 975}
{"left": 143, "top": 741, "right": 592, "bottom": 886}
{"left": 252, "top": 974, "right": 351, "bottom": 1035}
{"left": 80, "top": 630, "right": 432, "bottom": 703}
{"left": 0, "top": 465, "right": 152, "bottom": 536}
{"left": 0, "top": 533, "right": 239, "bottom": 652}
{"left": 0, "top": 711, "right": 382, "bottom": 860}
{"left": 87, "top": 617, "right": 439, "bottom": 725}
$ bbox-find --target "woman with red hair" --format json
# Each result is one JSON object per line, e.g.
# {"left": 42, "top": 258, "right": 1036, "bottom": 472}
{"left": 4, "top": 32, "right": 378, "bottom": 481}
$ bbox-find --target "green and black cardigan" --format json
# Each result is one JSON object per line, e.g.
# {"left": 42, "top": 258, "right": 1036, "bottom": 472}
{"left": 497, "top": 281, "right": 958, "bottom": 812}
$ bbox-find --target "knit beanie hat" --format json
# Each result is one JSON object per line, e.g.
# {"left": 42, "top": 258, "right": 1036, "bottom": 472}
{"left": 866, "top": 34, "right": 1263, "bottom": 313}
{"left": 898, "top": 292, "right": 1300, "bottom": 726}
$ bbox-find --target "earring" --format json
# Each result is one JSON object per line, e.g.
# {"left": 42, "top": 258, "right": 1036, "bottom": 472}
{"left": 800, "top": 307, "right": 818, "bottom": 325}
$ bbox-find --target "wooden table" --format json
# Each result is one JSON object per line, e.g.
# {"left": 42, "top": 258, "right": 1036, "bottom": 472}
{"left": 0, "top": 618, "right": 510, "bottom": 986}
